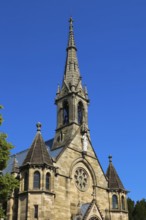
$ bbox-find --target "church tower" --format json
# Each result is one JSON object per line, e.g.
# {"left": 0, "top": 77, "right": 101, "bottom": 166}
{"left": 52, "top": 17, "right": 89, "bottom": 150}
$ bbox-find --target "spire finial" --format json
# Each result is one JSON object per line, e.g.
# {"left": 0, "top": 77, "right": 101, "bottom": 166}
{"left": 108, "top": 155, "right": 112, "bottom": 163}
{"left": 11, "top": 154, "right": 19, "bottom": 174}
{"left": 69, "top": 17, "right": 73, "bottom": 31}
{"left": 67, "top": 17, "right": 76, "bottom": 50}
{"left": 36, "top": 122, "right": 42, "bottom": 132}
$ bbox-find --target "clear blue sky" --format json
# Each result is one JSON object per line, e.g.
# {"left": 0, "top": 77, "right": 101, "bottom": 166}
{"left": 0, "top": 0, "right": 146, "bottom": 202}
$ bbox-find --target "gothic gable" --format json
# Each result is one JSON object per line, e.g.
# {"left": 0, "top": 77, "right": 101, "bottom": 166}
{"left": 55, "top": 127, "right": 107, "bottom": 185}
{"left": 83, "top": 200, "right": 104, "bottom": 220}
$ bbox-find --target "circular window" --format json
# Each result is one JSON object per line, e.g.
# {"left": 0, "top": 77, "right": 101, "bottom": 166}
{"left": 74, "top": 167, "right": 88, "bottom": 191}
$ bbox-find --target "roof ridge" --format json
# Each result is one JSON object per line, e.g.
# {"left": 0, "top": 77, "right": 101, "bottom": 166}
{"left": 29, "top": 132, "right": 39, "bottom": 163}
{"left": 40, "top": 133, "right": 45, "bottom": 163}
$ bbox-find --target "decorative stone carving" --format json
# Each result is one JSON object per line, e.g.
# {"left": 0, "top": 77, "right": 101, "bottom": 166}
{"left": 81, "top": 122, "right": 88, "bottom": 134}
{"left": 82, "top": 133, "right": 88, "bottom": 152}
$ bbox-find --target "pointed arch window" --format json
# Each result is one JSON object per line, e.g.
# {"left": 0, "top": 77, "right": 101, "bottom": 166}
{"left": 63, "top": 101, "right": 69, "bottom": 125}
{"left": 46, "top": 173, "right": 50, "bottom": 190}
{"left": 121, "top": 196, "right": 125, "bottom": 210}
{"left": 33, "top": 171, "right": 40, "bottom": 189}
{"left": 24, "top": 172, "right": 28, "bottom": 191}
{"left": 78, "top": 101, "right": 84, "bottom": 124}
{"left": 112, "top": 195, "right": 118, "bottom": 209}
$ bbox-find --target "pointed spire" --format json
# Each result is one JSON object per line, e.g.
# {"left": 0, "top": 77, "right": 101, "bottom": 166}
{"left": 106, "top": 155, "right": 125, "bottom": 190}
{"left": 67, "top": 17, "right": 77, "bottom": 50}
{"left": 11, "top": 155, "right": 19, "bottom": 174}
{"left": 63, "top": 17, "right": 81, "bottom": 90}
{"left": 23, "top": 123, "right": 53, "bottom": 166}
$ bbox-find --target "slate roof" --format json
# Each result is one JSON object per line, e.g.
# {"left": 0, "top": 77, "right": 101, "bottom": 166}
{"left": 22, "top": 131, "right": 53, "bottom": 166}
{"left": 81, "top": 203, "right": 90, "bottom": 217}
{"left": 106, "top": 156, "right": 125, "bottom": 190}
{"left": 3, "top": 138, "right": 63, "bottom": 174}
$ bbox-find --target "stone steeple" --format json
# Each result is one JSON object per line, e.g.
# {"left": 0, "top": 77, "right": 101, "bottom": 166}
{"left": 22, "top": 123, "right": 53, "bottom": 166}
{"left": 63, "top": 17, "right": 81, "bottom": 90}
{"left": 56, "top": 17, "right": 87, "bottom": 97}
{"left": 52, "top": 18, "right": 89, "bottom": 150}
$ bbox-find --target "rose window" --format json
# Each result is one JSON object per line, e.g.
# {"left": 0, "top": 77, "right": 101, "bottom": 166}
{"left": 74, "top": 168, "right": 88, "bottom": 191}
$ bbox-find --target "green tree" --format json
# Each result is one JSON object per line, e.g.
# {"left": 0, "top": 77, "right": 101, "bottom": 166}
{"left": 0, "top": 106, "right": 19, "bottom": 218}
{"left": 127, "top": 198, "right": 135, "bottom": 220}
{"left": 128, "top": 197, "right": 146, "bottom": 220}
{"left": 133, "top": 199, "right": 146, "bottom": 220}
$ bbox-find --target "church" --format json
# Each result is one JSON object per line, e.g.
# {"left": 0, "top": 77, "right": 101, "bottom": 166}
{"left": 5, "top": 18, "right": 129, "bottom": 220}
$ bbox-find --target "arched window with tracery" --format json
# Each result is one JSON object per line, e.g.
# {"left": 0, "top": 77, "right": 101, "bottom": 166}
{"left": 46, "top": 173, "right": 50, "bottom": 190}
{"left": 24, "top": 172, "right": 28, "bottom": 191}
{"left": 121, "top": 196, "right": 125, "bottom": 210}
{"left": 112, "top": 194, "right": 118, "bottom": 209}
{"left": 78, "top": 101, "right": 84, "bottom": 124}
{"left": 63, "top": 100, "right": 69, "bottom": 125}
{"left": 33, "top": 171, "right": 40, "bottom": 189}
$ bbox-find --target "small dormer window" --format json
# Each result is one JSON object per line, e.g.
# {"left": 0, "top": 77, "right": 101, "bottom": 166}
{"left": 112, "top": 195, "right": 118, "bottom": 209}
{"left": 33, "top": 171, "right": 40, "bottom": 189}
{"left": 78, "top": 101, "right": 83, "bottom": 124}
{"left": 63, "top": 101, "right": 69, "bottom": 125}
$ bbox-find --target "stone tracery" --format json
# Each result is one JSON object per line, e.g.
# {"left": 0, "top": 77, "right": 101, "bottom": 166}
{"left": 74, "top": 167, "right": 88, "bottom": 191}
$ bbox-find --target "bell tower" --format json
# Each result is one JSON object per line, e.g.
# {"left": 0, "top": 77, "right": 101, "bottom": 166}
{"left": 52, "top": 18, "right": 89, "bottom": 150}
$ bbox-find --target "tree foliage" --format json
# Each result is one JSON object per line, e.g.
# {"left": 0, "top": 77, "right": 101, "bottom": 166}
{"left": 0, "top": 132, "right": 14, "bottom": 171}
{"left": 0, "top": 106, "right": 19, "bottom": 218}
{"left": 0, "top": 105, "right": 3, "bottom": 125}
{"left": 0, "top": 174, "right": 19, "bottom": 203}
{"left": 128, "top": 198, "right": 146, "bottom": 220}
{"left": 127, "top": 198, "right": 135, "bottom": 220}
{"left": 0, "top": 106, "right": 14, "bottom": 170}
{"left": 133, "top": 199, "right": 146, "bottom": 220}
